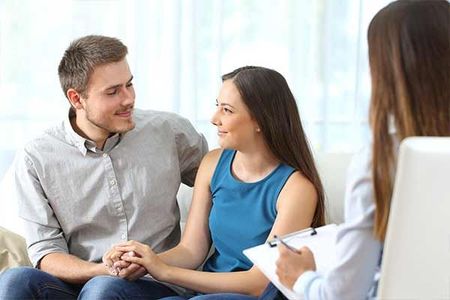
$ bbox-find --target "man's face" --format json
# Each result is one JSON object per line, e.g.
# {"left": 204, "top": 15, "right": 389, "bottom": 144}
{"left": 80, "top": 59, "right": 136, "bottom": 137}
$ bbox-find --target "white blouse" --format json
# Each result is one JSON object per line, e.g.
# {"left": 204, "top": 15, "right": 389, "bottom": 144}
{"left": 293, "top": 146, "right": 382, "bottom": 300}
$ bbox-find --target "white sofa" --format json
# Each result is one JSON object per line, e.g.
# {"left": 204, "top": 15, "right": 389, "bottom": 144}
{"left": 315, "top": 152, "right": 353, "bottom": 224}
{"left": 0, "top": 152, "right": 352, "bottom": 270}
{"left": 177, "top": 152, "right": 352, "bottom": 230}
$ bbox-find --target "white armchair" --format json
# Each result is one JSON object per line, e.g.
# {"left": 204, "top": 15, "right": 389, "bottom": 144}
{"left": 378, "top": 137, "right": 450, "bottom": 298}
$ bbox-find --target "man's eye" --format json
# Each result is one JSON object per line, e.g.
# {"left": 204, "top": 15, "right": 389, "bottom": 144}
{"left": 107, "top": 90, "right": 117, "bottom": 96}
{"left": 126, "top": 82, "right": 133, "bottom": 87}
{"left": 224, "top": 108, "right": 232, "bottom": 113}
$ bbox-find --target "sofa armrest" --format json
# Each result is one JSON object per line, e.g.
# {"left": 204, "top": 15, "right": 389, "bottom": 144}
{"left": 0, "top": 226, "right": 32, "bottom": 272}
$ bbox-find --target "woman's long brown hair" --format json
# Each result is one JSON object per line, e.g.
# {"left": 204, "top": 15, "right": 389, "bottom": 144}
{"left": 222, "top": 66, "right": 325, "bottom": 227}
{"left": 368, "top": 0, "right": 450, "bottom": 241}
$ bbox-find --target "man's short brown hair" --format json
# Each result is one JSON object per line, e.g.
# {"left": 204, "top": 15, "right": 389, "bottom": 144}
{"left": 58, "top": 35, "right": 128, "bottom": 99}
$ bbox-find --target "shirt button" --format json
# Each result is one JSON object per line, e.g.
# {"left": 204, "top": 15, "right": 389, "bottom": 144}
{"left": 110, "top": 179, "right": 116, "bottom": 186}
{"left": 121, "top": 233, "right": 126, "bottom": 240}
{"left": 103, "top": 153, "right": 108, "bottom": 158}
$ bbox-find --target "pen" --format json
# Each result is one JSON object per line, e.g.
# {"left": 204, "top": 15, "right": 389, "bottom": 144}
{"left": 273, "top": 235, "right": 299, "bottom": 253}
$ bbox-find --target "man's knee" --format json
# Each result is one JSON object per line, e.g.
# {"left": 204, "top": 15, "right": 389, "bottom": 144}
{"left": 0, "top": 266, "right": 41, "bottom": 287}
{"left": 0, "top": 267, "right": 44, "bottom": 297}
{"left": 0, "top": 266, "right": 80, "bottom": 299}
{"left": 79, "top": 276, "right": 178, "bottom": 300}
{"left": 79, "top": 275, "right": 127, "bottom": 298}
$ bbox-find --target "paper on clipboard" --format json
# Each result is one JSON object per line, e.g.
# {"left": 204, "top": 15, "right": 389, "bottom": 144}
{"left": 243, "top": 224, "right": 338, "bottom": 300}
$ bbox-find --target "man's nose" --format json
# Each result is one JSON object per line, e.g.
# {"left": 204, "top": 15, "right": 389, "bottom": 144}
{"left": 121, "top": 86, "right": 135, "bottom": 106}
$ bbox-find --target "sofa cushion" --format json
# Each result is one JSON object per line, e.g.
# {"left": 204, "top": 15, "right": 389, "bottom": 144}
{"left": 0, "top": 226, "right": 32, "bottom": 272}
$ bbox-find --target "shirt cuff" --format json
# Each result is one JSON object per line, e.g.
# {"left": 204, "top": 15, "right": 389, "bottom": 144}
{"left": 28, "top": 238, "right": 68, "bottom": 267}
{"left": 293, "top": 271, "right": 320, "bottom": 298}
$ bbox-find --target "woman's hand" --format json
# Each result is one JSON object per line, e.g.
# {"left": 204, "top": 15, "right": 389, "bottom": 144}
{"left": 103, "top": 246, "right": 147, "bottom": 280}
{"left": 114, "top": 240, "right": 170, "bottom": 281}
{"left": 275, "top": 245, "right": 316, "bottom": 289}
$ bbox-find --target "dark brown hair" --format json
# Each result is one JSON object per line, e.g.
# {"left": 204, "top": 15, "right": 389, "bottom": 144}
{"left": 368, "top": 0, "right": 450, "bottom": 240}
{"left": 58, "top": 35, "right": 128, "bottom": 99}
{"left": 222, "top": 66, "right": 325, "bottom": 227}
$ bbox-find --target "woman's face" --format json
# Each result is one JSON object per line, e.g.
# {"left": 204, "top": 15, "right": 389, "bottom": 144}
{"left": 211, "top": 80, "right": 260, "bottom": 150}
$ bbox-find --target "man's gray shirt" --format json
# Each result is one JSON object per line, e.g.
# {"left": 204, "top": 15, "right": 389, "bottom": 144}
{"left": 15, "top": 109, "right": 208, "bottom": 267}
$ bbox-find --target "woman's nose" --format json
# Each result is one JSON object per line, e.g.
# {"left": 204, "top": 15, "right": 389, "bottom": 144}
{"left": 210, "top": 108, "right": 221, "bottom": 126}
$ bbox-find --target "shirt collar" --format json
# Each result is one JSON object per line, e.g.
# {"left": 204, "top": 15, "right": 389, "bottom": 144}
{"left": 63, "top": 110, "right": 122, "bottom": 156}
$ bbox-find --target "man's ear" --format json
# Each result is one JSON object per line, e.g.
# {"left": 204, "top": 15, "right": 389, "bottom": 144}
{"left": 67, "top": 89, "right": 84, "bottom": 110}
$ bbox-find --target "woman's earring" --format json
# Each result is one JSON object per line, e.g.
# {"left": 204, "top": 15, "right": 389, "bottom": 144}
{"left": 256, "top": 128, "right": 261, "bottom": 132}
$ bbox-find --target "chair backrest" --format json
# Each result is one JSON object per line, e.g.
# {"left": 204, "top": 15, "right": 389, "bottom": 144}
{"left": 378, "top": 137, "right": 450, "bottom": 299}
{"left": 315, "top": 152, "right": 353, "bottom": 224}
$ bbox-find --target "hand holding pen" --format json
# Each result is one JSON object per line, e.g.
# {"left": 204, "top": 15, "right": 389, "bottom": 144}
{"left": 273, "top": 235, "right": 300, "bottom": 253}
{"left": 273, "top": 230, "right": 317, "bottom": 289}
{"left": 269, "top": 227, "right": 317, "bottom": 252}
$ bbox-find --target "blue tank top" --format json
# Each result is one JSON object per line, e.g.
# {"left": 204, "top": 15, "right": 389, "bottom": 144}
{"left": 203, "top": 149, "right": 295, "bottom": 272}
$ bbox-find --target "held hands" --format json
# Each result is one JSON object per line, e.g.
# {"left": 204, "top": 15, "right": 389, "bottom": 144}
{"left": 275, "top": 245, "right": 316, "bottom": 290}
{"left": 114, "top": 240, "right": 170, "bottom": 282}
{"left": 102, "top": 245, "right": 147, "bottom": 281}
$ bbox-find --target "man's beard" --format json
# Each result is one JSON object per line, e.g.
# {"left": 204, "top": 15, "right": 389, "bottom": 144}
{"left": 85, "top": 110, "right": 135, "bottom": 135}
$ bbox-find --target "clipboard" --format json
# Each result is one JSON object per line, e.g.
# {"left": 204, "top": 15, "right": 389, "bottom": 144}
{"left": 243, "top": 224, "right": 338, "bottom": 300}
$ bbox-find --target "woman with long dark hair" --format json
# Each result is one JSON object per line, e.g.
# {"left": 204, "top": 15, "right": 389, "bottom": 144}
{"left": 105, "top": 66, "right": 325, "bottom": 299}
{"left": 274, "top": 1, "right": 450, "bottom": 299}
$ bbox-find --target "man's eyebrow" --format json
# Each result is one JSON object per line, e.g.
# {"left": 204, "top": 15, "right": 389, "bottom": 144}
{"left": 104, "top": 75, "right": 134, "bottom": 91}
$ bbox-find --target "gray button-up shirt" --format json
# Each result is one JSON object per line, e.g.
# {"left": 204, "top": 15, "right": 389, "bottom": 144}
{"left": 15, "top": 109, "right": 208, "bottom": 267}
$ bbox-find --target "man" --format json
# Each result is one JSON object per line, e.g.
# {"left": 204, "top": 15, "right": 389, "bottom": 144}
{"left": 0, "top": 35, "right": 207, "bottom": 299}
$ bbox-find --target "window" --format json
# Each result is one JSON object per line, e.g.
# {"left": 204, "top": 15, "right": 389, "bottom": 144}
{"left": 0, "top": 0, "right": 391, "bottom": 180}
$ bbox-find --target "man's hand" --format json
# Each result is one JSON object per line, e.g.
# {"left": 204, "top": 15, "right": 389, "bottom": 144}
{"left": 102, "top": 247, "right": 147, "bottom": 281}
{"left": 275, "top": 245, "right": 316, "bottom": 290}
{"left": 114, "top": 240, "right": 170, "bottom": 282}
{"left": 102, "top": 247, "right": 124, "bottom": 276}
{"left": 114, "top": 251, "right": 147, "bottom": 281}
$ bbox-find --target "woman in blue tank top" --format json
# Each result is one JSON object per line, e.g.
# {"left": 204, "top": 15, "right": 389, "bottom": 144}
{"left": 112, "top": 66, "right": 325, "bottom": 299}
